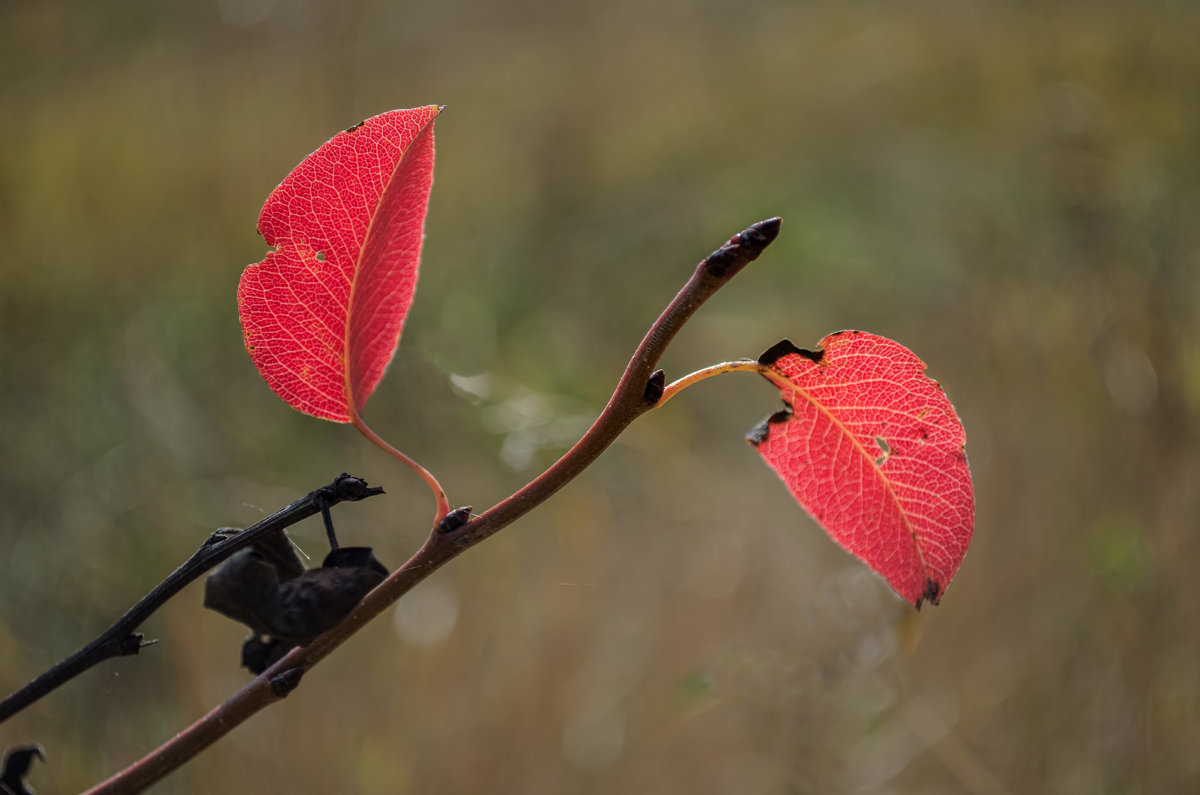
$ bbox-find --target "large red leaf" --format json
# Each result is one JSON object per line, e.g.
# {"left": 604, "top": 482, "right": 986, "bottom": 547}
{"left": 747, "top": 331, "right": 974, "bottom": 607}
{"left": 238, "top": 106, "right": 440, "bottom": 422}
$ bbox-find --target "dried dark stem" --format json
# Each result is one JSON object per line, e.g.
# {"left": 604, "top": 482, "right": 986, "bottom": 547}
{"left": 0, "top": 474, "right": 382, "bottom": 724}
{"left": 1, "top": 744, "right": 45, "bottom": 795}
{"left": 82, "top": 218, "right": 782, "bottom": 795}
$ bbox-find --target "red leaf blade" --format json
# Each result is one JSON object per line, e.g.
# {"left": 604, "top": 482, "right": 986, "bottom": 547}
{"left": 237, "top": 106, "right": 440, "bottom": 422}
{"left": 748, "top": 331, "right": 974, "bottom": 607}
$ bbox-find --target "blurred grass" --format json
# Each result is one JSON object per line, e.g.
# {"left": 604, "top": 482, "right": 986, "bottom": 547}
{"left": 2, "top": 0, "right": 1198, "bottom": 792}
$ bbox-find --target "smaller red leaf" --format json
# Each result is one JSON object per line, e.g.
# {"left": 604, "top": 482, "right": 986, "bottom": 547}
{"left": 748, "top": 331, "right": 974, "bottom": 607}
{"left": 238, "top": 106, "right": 440, "bottom": 422}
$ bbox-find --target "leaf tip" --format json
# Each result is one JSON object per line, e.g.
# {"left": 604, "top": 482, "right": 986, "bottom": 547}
{"left": 914, "top": 578, "right": 943, "bottom": 610}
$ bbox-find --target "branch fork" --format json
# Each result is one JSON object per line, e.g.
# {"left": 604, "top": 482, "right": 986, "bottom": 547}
{"left": 10, "top": 219, "right": 783, "bottom": 795}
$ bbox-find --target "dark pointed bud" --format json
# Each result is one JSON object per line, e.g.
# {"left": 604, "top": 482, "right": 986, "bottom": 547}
{"left": 438, "top": 506, "right": 473, "bottom": 533}
{"left": 644, "top": 369, "right": 666, "bottom": 405}
{"left": 269, "top": 667, "right": 304, "bottom": 697}
{"left": 702, "top": 217, "right": 782, "bottom": 279}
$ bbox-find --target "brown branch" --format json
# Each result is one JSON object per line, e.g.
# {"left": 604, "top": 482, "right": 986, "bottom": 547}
{"left": 82, "top": 218, "right": 782, "bottom": 795}
{"left": 0, "top": 474, "right": 383, "bottom": 724}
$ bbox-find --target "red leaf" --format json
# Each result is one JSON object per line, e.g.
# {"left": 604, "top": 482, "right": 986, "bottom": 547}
{"left": 238, "top": 106, "right": 440, "bottom": 422}
{"left": 747, "top": 331, "right": 974, "bottom": 607}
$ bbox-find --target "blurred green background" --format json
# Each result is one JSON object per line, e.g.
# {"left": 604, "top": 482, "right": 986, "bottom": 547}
{"left": 2, "top": 0, "right": 1198, "bottom": 792}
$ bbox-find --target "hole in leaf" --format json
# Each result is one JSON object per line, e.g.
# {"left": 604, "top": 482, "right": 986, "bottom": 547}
{"left": 874, "top": 436, "right": 891, "bottom": 466}
{"left": 315, "top": 251, "right": 326, "bottom": 262}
